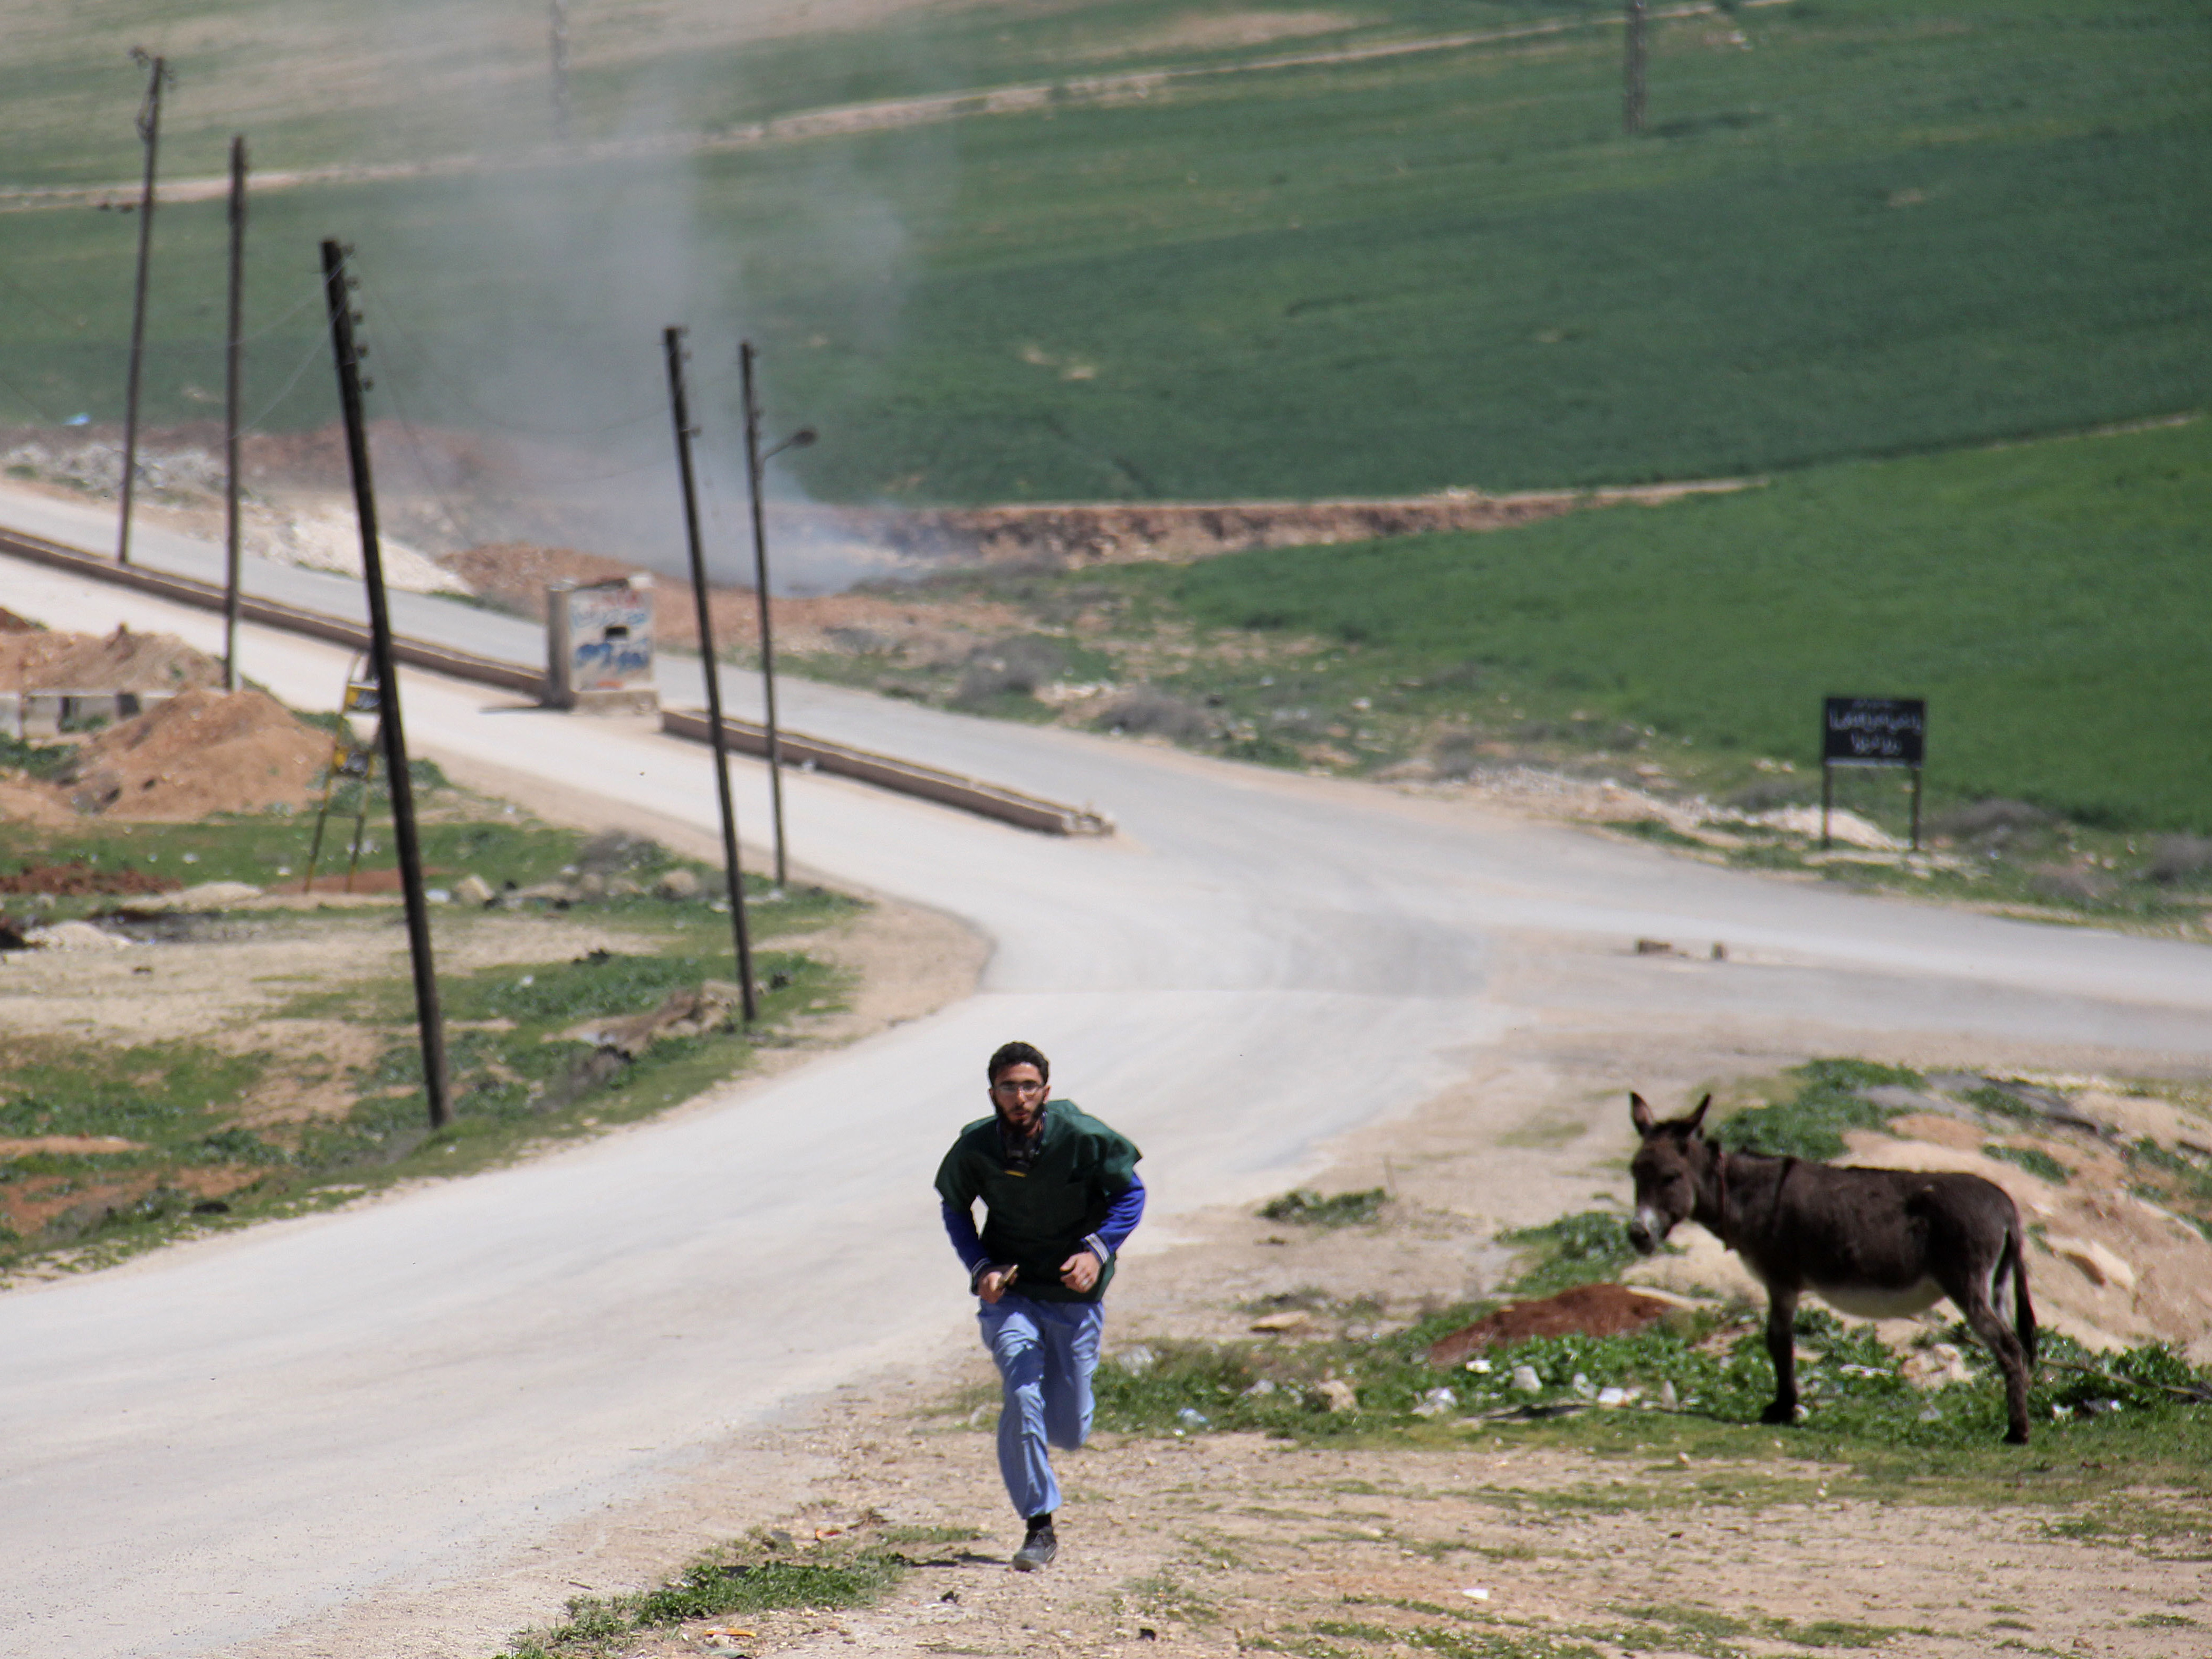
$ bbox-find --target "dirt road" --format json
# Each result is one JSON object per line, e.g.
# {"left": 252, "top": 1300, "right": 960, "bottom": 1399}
{"left": 1, "top": 544, "right": 2209, "bottom": 1659}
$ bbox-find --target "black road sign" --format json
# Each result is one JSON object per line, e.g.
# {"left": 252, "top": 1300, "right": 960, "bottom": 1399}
{"left": 1824, "top": 697, "right": 1925, "bottom": 768}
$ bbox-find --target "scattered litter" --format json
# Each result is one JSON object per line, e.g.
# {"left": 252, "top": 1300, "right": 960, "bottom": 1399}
{"left": 1250, "top": 1309, "right": 1313, "bottom": 1333}
{"left": 1596, "top": 1386, "right": 1631, "bottom": 1408}
{"left": 1243, "top": 1378, "right": 1277, "bottom": 1398}
{"left": 1463, "top": 1357, "right": 1492, "bottom": 1375}
{"left": 1461, "top": 1587, "right": 1491, "bottom": 1602}
{"left": 1412, "top": 1386, "right": 1457, "bottom": 1417}
{"left": 1175, "top": 1407, "right": 1210, "bottom": 1430}
{"left": 1510, "top": 1365, "right": 1542, "bottom": 1394}
{"left": 1316, "top": 1379, "right": 1359, "bottom": 1413}
{"left": 1634, "top": 938, "right": 1673, "bottom": 956}
{"left": 1115, "top": 1345, "right": 1157, "bottom": 1376}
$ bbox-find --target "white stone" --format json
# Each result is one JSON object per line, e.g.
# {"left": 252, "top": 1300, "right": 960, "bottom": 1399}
{"left": 24, "top": 921, "right": 130, "bottom": 951}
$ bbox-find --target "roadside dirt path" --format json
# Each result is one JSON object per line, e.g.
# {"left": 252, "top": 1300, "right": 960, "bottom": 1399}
{"left": 271, "top": 1018, "right": 2210, "bottom": 1659}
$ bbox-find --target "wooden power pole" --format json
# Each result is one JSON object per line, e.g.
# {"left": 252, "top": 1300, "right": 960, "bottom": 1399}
{"left": 1624, "top": 0, "right": 1649, "bottom": 136}
{"left": 320, "top": 239, "right": 453, "bottom": 1131}
{"left": 738, "top": 341, "right": 790, "bottom": 890}
{"left": 664, "top": 325, "right": 759, "bottom": 1022}
{"left": 118, "top": 49, "right": 171, "bottom": 566}
{"left": 549, "top": 0, "right": 573, "bottom": 139}
{"left": 223, "top": 136, "right": 246, "bottom": 690}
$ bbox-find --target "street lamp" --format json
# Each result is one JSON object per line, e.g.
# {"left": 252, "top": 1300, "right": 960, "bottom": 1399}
{"left": 738, "top": 338, "right": 815, "bottom": 889}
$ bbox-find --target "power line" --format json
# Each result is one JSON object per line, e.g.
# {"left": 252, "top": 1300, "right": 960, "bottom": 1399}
{"left": 241, "top": 330, "right": 330, "bottom": 431}
{"left": 0, "top": 366, "right": 61, "bottom": 425}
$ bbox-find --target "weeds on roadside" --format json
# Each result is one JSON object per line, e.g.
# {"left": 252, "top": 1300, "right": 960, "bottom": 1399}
{"left": 507, "top": 1538, "right": 908, "bottom": 1659}
{"left": 1710, "top": 1059, "right": 1922, "bottom": 1161}
{"left": 1261, "top": 1187, "right": 1388, "bottom": 1228}
{"left": 1495, "top": 1212, "right": 1636, "bottom": 1296}
{"left": 1090, "top": 1299, "right": 2212, "bottom": 1481}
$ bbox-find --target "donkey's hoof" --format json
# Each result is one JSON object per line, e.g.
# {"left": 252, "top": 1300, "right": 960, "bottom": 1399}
{"left": 1759, "top": 1402, "right": 1798, "bottom": 1426}
{"left": 2005, "top": 1427, "right": 2031, "bottom": 1446}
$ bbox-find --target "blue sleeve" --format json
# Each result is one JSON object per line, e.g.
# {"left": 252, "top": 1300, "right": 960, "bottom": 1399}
{"left": 941, "top": 1199, "right": 990, "bottom": 1281}
{"left": 1085, "top": 1172, "right": 1146, "bottom": 1262}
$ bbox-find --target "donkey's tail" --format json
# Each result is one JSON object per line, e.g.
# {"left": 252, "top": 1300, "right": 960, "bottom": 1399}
{"left": 2004, "top": 1217, "right": 2038, "bottom": 1367}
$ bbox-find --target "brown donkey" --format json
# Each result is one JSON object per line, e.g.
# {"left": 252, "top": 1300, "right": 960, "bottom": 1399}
{"left": 1626, "top": 1093, "right": 2038, "bottom": 1443}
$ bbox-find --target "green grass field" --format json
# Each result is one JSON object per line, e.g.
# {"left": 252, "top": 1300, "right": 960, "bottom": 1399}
{"left": 1158, "top": 415, "right": 2212, "bottom": 830}
{"left": 2, "top": 0, "right": 2207, "bottom": 506}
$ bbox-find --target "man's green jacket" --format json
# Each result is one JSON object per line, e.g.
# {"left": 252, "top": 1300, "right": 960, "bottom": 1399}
{"left": 935, "top": 1099, "right": 1142, "bottom": 1303}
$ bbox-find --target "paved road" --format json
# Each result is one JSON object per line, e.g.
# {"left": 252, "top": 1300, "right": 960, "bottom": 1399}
{"left": 3, "top": 539, "right": 2210, "bottom": 1659}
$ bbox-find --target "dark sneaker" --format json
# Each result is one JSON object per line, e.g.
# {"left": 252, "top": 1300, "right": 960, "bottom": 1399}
{"left": 1012, "top": 1522, "right": 1057, "bottom": 1571}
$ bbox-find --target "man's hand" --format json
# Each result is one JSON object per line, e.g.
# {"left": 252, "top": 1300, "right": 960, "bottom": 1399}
{"left": 977, "top": 1265, "right": 1018, "bottom": 1305}
{"left": 1059, "top": 1248, "right": 1102, "bottom": 1293}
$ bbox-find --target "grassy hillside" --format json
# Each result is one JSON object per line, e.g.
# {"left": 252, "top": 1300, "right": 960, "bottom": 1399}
{"left": 1161, "top": 416, "right": 2212, "bottom": 830}
{"left": 1, "top": 0, "right": 2207, "bottom": 506}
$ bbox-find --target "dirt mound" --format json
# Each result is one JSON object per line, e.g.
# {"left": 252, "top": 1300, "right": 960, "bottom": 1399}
{"left": 0, "top": 860, "right": 178, "bottom": 896}
{"left": 0, "top": 623, "right": 224, "bottom": 693}
{"left": 1426, "top": 1283, "right": 1676, "bottom": 1367}
{"left": 61, "top": 688, "right": 332, "bottom": 821}
{"left": 0, "top": 777, "right": 74, "bottom": 827}
{"left": 437, "top": 542, "right": 643, "bottom": 620}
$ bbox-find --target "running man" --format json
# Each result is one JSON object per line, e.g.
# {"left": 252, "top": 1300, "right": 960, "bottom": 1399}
{"left": 936, "top": 1041, "right": 1146, "bottom": 1571}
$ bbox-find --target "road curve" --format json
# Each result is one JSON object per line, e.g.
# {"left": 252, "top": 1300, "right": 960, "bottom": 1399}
{"left": 2, "top": 544, "right": 2210, "bottom": 1659}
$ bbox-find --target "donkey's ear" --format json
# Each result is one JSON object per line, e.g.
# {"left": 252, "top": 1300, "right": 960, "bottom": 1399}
{"left": 1629, "top": 1092, "right": 1656, "bottom": 1136}
{"left": 1686, "top": 1094, "right": 1712, "bottom": 1134}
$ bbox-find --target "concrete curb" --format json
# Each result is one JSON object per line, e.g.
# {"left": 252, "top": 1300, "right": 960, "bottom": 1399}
{"left": 0, "top": 524, "right": 1115, "bottom": 838}
{"left": 0, "top": 524, "right": 540, "bottom": 695}
{"left": 659, "top": 707, "right": 1113, "bottom": 837}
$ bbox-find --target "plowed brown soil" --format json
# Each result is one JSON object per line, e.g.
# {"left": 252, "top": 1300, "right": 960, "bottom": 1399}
{"left": 1425, "top": 1282, "right": 1675, "bottom": 1367}
{"left": 440, "top": 541, "right": 1025, "bottom": 657}
{"left": 0, "top": 860, "right": 178, "bottom": 896}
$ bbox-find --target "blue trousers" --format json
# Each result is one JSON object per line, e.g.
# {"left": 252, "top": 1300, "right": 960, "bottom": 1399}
{"left": 979, "top": 1293, "right": 1105, "bottom": 1521}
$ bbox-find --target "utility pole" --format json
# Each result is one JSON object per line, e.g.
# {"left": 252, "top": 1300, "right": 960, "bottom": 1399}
{"left": 739, "top": 341, "right": 790, "bottom": 890}
{"left": 321, "top": 238, "right": 452, "bottom": 1131}
{"left": 1623, "top": 0, "right": 1648, "bottom": 136}
{"left": 222, "top": 135, "right": 246, "bottom": 691}
{"left": 548, "top": 0, "right": 573, "bottom": 140}
{"left": 118, "top": 49, "right": 171, "bottom": 566}
{"left": 664, "top": 325, "right": 759, "bottom": 1022}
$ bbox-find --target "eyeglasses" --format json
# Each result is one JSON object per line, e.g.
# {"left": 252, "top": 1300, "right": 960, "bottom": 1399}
{"left": 991, "top": 1079, "right": 1047, "bottom": 1096}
